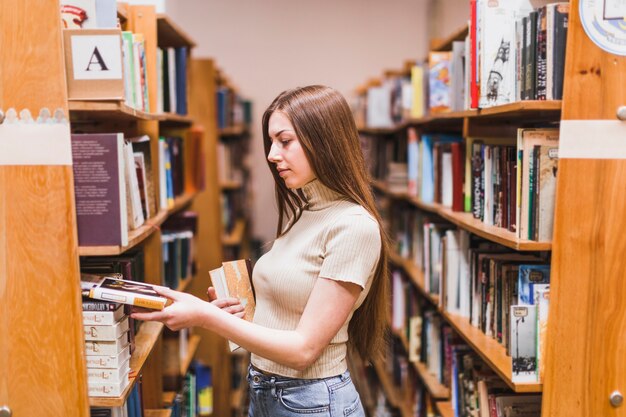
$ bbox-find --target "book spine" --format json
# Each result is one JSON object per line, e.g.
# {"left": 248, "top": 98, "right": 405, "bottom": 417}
{"left": 536, "top": 7, "right": 548, "bottom": 100}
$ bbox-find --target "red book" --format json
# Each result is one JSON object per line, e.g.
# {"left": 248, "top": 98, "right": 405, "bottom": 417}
{"left": 451, "top": 142, "right": 465, "bottom": 212}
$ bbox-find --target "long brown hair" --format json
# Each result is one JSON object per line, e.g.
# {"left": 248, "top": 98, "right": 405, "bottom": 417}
{"left": 262, "top": 85, "right": 389, "bottom": 362}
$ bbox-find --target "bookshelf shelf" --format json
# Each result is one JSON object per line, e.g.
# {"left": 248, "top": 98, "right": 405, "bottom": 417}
{"left": 78, "top": 192, "right": 196, "bottom": 256}
{"left": 231, "top": 384, "right": 244, "bottom": 409}
{"left": 159, "top": 112, "right": 193, "bottom": 126}
{"left": 222, "top": 218, "right": 247, "bottom": 246}
{"left": 413, "top": 362, "right": 450, "bottom": 400}
{"left": 390, "top": 251, "right": 542, "bottom": 393}
{"left": 220, "top": 180, "right": 244, "bottom": 190}
{"left": 372, "top": 360, "right": 413, "bottom": 417}
{"left": 436, "top": 401, "right": 454, "bottom": 417}
{"left": 443, "top": 312, "right": 542, "bottom": 393}
{"left": 69, "top": 100, "right": 161, "bottom": 122}
{"left": 431, "top": 25, "right": 469, "bottom": 52}
{"left": 358, "top": 123, "right": 406, "bottom": 136}
{"left": 162, "top": 391, "right": 176, "bottom": 406}
{"left": 180, "top": 335, "right": 201, "bottom": 376}
{"left": 78, "top": 210, "right": 167, "bottom": 256}
{"left": 156, "top": 14, "right": 196, "bottom": 48}
{"left": 90, "top": 321, "right": 165, "bottom": 407}
{"left": 145, "top": 410, "right": 173, "bottom": 417}
{"left": 219, "top": 124, "right": 248, "bottom": 137}
{"left": 374, "top": 180, "right": 551, "bottom": 251}
{"left": 476, "top": 100, "right": 561, "bottom": 119}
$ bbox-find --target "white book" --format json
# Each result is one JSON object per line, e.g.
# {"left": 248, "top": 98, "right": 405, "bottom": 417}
{"left": 88, "top": 375, "right": 131, "bottom": 397}
{"left": 156, "top": 47, "right": 164, "bottom": 114}
{"left": 510, "top": 304, "right": 538, "bottom": 383}
{"left": 85, "top": 332, "right": 129, "bottom": 356}
{"left": 124, "top": 141, "right": 145, "bottom": 229}
{"left": 82, "top": 304, "right": 125, "bottom": 325}
{"left": 84, "top": 316, "right": 130, "bottom": 341}
{"left": 87, "top": 358, "right": 130, "bottom": 383}
{"left": 167, "top": 47, "right": 177, "bottom": 113}
{"left": 391, "top": 271, "right": 406, "bottom": 332}
{"left": 441, "top": 151, "right": 453, "bottom": 207}
{"left": 457, "top": 230, "right": 471, "bottom": 319}
{"left": 444, "top": 230, "right": 460, "bottom": 315}
{"left": 366, "top": 85, "right": 393, "bottom": 128}
{"left": 86, "top": 345, "right": 131, "bottom": 369}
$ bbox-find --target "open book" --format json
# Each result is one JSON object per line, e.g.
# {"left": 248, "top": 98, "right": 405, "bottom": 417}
{"left": 209, "top": 259, "right": 255, "bottom": 351}
{"left": 81, "top": 273, "right": 171, "bottom": 310}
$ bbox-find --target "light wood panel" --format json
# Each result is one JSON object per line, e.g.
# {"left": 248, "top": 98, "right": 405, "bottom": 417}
{"left": 0, "top": 2, "right": 89, "bottom": 416}
{"left": 223, "top": 218, "right": 247, "bottom": 246}
{"left": 188, "top": 58, "right": 230, "bottom": 417}
{"left": 145, "top": 410, "right": 173, "bottom": 417}
{"left": 542, "top": 1, "right": 626, "bottom": 416}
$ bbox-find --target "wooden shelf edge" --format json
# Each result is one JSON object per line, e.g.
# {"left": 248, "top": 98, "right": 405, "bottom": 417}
{"left": 413, "top": 362, "right": 450, "bottom": 400}
{"left": 159, "top": 112, "right": 193, "bottom": 125}
{"left": 374, "top": 181, "right": 551, "bottom": 251}
{"left": 157, "top": 13, "right": 197, "bottom": 47}
{"left": 89, "top": 321, "right": 165, "bottom": 407}
{"left": 144, "top": 410, "right": 173, "bottom": 417}
{"left": 180, "top": 335, "right": 201, "bottom": 376}
{"left": 436, "top": 401, "right": 454, "bottom": 417}
{"left": 220, "top": 180, "right": 244, "bottom": 190}
{"left": 219, "top": 124, "right": 248, "bottom": 137}
{"left": 443, "top": 312, "right": 542, "bottom": 393}
{"left": 169, "top": 192, "right": 196, "bottom": 214}
{"left": 162, "top": 391, "right": 176, "bottom": 406}
{"left": 68, "top": 100, "right": 160, "bottom": 121}
{"left": 222, "top": 218, "right": 247, "bottom": 246}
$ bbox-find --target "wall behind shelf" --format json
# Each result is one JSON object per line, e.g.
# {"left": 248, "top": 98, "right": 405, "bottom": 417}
{"left": 167, "top": 0, "right": 430, "bottom": 243}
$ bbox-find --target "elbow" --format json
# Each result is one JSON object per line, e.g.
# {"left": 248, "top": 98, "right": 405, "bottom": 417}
{"left": 289, "top": 346, "right": 323, "bottom": 372}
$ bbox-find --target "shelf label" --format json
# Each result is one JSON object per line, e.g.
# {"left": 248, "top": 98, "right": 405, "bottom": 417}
{"left": 560, "top": 120, "right": 626, "bottom": 159}
{"left": 71, "top": 34, "right": 123, "bottom": 80}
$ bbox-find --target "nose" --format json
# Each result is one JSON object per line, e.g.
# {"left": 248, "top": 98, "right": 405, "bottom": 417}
{"left": 267, "top": 142, "right": 281, "bottom": 163}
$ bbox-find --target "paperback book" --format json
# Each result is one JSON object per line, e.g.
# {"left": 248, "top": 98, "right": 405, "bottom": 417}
{"left": 209, "top": 259, "right": 255, "bottom": 351}
{"left": 81, "top": 273, "right": 171, "bottom": 310}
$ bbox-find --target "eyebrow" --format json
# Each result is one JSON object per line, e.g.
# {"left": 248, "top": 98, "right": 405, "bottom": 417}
{"left": 269, "top": 128, "right": 294, "bottom": 138}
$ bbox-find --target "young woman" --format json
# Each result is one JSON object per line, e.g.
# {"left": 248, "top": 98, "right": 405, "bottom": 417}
{"left": 132, "top": 85, "right": 389, "bottom": 417}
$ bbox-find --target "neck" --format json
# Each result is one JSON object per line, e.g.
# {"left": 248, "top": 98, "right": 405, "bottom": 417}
{"left": 300, "top": 179, "right": 344, "bottom": 211}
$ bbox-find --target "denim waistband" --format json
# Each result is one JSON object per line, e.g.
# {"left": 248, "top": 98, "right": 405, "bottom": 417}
{"left": 248, "top": 364, "right": 350, "bottom": 389}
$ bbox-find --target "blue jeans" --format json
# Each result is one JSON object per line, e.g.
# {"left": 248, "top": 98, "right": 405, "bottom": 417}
{"left": 247, "top": 365, "right": 366, "bottom": 417}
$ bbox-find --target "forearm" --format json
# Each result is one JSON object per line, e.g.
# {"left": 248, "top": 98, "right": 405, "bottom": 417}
{"left": 201, "top": 304, "right": 319, "bottom": 371}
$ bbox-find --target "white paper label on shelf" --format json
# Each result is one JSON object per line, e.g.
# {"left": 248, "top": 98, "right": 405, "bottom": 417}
{"left": 0, "top": 123, "right": 72, "bottom": 165}
{"left": 560, "top": 120, "right": 626, "bottom": 159}
{"left": 71, "top": 35, "right": 123, "bottom": 80}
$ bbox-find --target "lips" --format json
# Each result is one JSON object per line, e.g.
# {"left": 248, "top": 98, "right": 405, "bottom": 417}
{"left": 277, "top": 168, "right": 289, "bottom": 177}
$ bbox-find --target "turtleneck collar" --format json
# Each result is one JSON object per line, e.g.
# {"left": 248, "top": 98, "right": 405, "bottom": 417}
{"left": 300, "top": 179, "right": 344, "bottom": 211}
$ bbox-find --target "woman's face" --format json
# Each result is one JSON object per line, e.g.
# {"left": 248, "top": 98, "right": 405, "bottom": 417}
{"left": 267, "top": 111, "right": 316, "bottom": 189}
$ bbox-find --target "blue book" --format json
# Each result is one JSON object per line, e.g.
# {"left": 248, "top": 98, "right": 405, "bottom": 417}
{"left": 421, "top": 134, "right": 463, "bottom": 203}
{"left": 518, "top": 264, "right": 550, "bottom": 304}
{"left": 175, "top": 47, "right": 188, "bottom": 115}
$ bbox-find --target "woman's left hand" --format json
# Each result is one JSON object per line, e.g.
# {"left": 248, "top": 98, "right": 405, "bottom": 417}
{"left": 131, "top": 287, "right": 210, "bottom": 331}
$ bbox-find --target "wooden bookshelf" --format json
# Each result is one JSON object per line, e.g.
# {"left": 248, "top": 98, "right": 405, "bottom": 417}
{"left": 156, "top": 14, "right": 196, "bottom": 48}
{"left": 413, "top": 362, "right": 450, "bottom": 400}
{"left": 162, "top": 391, "right": 176, "bottom": 406}
{"left": 372, "top": 360, "right": 413, "bottom": 417}
{"left": 431, "top": 24, "right": 469, "bottom": 52}
{"left": 443, "top": 312, "right": 542, "bottom": 393}
{"left": 169, "top": 191, "right": 196, "bottom": 213}
{"left": 222, "top": 218, "right": 247, "bottom": 246}
{"left": 90, "top": 321, "right": 165, "bottom": 407}
{"left": 358, "top": 101, "right": 561, "bottom": 133}
{"left": 219, "top": 124, "right": 248, "bottom": 137}
{"left": 231, "top": 384, "right": 244, "bottom": 409}
{"left": 180, "top": 335, "right": 201, "bottom": 376}
{"left": 69, "top": 100, "right": 161, "bottom": 121}
{"left": 375, "top": 180, "right": 550, "bottom": 251}
{"left": 159, "top": 112, "right": 193, "bottom": 126}
{"left": 436, "top": 401, "right": 454, "bottom": 417}
{"left": 220, "top": 180, "right": 244, "bottom": 190}
{"left": 390, "top": 250, "right": 541, "bottom": 393}
{"left": 145, "top": 410, "right": 173, "bottom": 417}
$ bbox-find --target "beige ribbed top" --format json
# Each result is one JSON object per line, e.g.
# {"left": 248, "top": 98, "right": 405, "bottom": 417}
{"left": 251, "top": 179, "right": 381, "bottom": 378}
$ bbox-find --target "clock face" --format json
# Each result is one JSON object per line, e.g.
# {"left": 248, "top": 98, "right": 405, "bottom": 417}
{"left": 580, "top": 0, "right": 626, "bottom": 56}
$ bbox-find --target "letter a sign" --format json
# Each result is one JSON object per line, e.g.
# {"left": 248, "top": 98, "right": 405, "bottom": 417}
{"left": 71, "top": 34, "right": 123, "bottom": 80}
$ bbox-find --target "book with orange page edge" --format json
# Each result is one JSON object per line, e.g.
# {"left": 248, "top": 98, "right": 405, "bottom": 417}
{"left": 209, "top": 259, "right": 255, "bottom": 351}
{"left": 81, "top": 273, "right": 172, "bottom": 310}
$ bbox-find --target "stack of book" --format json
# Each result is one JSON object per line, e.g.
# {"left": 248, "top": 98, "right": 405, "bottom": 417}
{"left": 83, "top": 300, "right": 132, "bottom": 398}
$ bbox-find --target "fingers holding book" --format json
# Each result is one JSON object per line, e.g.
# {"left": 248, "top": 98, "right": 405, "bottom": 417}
{"left": 207, "top": 286, "right": 245, "bottom": 318}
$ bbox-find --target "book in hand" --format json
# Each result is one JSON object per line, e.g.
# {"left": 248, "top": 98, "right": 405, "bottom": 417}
{"left": 81, "top": 273, "right": 171, "bottom": 310}
{"left": 209, "top": 259, "right": 255, "bottom": 352}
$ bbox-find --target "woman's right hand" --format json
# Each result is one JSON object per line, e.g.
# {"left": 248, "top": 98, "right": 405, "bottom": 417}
{"left": 206, "top": 287, "right": 245, "bottom": 318}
